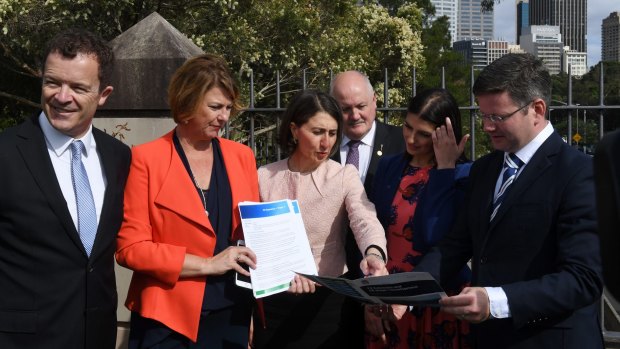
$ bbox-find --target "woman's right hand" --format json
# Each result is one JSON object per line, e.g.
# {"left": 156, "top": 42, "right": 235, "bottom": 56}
{"left": 287, "top": 274, "right": 317, "bottom": 294}
{"left": 432, "top": 117, "right": 469, "bottom": 169}
{"left": 180, "top": 246, "right": 257, "bottom": 277}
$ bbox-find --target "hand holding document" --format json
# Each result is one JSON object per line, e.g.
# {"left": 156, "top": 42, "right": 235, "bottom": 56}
{"left": 297, "top": 271, "right": 446, "bottom": 306}
{"left": 238, "top": 200, "right": 317, "bottom": 298}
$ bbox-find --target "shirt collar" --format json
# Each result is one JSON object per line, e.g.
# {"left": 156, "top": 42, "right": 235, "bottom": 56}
{"left": 513, "top": 121, "right": 554, "bottom": 164}
{"left": 341, "top": 120, "right": 377, "bottom": 148}
{"left": 39, "top": 112, "right": 95, "bottom": 157}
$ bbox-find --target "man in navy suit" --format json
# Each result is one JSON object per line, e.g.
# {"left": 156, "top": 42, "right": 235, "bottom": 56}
{"left": 423, "top": 53, "right": 604, "bottom": 348}
{"left": 0, "top": 29, "right": 130, "bottom": 349}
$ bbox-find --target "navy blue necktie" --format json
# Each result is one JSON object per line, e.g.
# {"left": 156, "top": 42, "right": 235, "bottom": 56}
{"left": 491, "top": 153, "right": 524, "bottom": 221}
{"left": 71, "top": 141, "right": 97, "bottom": 256}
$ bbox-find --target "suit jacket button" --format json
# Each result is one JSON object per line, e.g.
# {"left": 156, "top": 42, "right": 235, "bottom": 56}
{"left": 480, "top": 256, "right": 487, "bottom": 264}
{"left": 89, "top": 267, "right": 94, "bottom": 273}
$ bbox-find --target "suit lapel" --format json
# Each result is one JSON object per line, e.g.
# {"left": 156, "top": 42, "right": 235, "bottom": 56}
{"left": 154, "top": 136, "right": 214, "bottom": 235}
{"left": 16, "top": 117, "right": 85, "bottom": 254}
{"left": 89, "top": 129, "right": 120, "bottom": 259}
{"left": 219, "top": 139, "right": 247, "bottom": 240}
{"left": 476, "top": 152, "right": 503, "bottom": 238}
{"left": 367, "top": 121, "right": 388, "bottom": 185}
{"left": 486, "top": 133, "right": 561, "bottom": 232}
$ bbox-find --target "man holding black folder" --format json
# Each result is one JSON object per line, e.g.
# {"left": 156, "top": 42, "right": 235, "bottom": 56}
{"left": 417, "top": 53, "right": 604, "bottom": 349}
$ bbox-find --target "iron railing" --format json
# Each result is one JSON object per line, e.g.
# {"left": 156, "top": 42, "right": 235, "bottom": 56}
{"left": 227, "top": 64, "right": 619, "bottom": 165}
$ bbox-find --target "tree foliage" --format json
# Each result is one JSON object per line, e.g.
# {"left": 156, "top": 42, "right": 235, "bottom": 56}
{"left": 549, "top": 62, "right": 620, "bottom": 146}
{"left": 0, "top": 0, "right": 428, "bottom": 128}
{"left": 480, "top": 0, "right": 498, "bottom": 13}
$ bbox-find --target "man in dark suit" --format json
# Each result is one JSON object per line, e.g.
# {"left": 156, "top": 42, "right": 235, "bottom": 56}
{"left": 0, "top": 29, "right": 131, "bottom": 349}
{"left": 423, "top": 53, "right": 604, "bottom": 348}
{"left": 330, "top": 71, "right": 404, "bottom": 276}
{"left": 594, "top": 129, "right": 620, "bottom": 300}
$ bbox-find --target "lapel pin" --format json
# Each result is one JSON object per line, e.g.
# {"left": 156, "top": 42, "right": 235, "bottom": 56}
{"left": 377, "top": 144, "right": 383, "bottom": 157}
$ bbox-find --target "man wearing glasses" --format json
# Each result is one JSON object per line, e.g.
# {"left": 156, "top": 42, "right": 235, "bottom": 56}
{"left": 418, "top": 53, "right": 604, "bottom": 348}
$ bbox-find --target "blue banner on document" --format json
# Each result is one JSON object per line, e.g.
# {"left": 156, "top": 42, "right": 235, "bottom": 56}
{"left": 239, "top": 200, "right": 291, "bottom": 219}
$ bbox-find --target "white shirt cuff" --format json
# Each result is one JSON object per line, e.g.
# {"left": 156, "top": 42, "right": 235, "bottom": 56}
{"left": 485, "top": 286, "right": 511, "bottom": 319}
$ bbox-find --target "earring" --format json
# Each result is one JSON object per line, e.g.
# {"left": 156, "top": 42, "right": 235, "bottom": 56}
{"left": 292, "top": 137, "right": 298, "bottom": 144}
{"left": 182, "top": 120, "right": 189, "bottom": 125}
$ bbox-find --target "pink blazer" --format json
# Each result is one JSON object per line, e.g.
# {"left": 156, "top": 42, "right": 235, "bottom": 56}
{"left": 116, "top": 131, "right": 259, "bottom": 341}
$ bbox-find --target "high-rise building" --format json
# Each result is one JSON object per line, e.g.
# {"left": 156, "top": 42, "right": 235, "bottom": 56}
{"left": 562, "top": 47, "right": 587, "bottom": 76}
{"left": 430, "top": 0, "right": 459, "bottom": 45}
{"left": 520, "top": 25, "right": 563, "bottom": 75}
{"left": 508, "top": 44, "right": 527, "bottom": 54}
{"left": 487, "top": 40, "right": 509, "bottom": 64}
{"left": 602, "top": 12, "right": 620, "bottom": 62}
{"left": 453, "top": 39, "right": 488, "bottom": 70}
{"left": 457, "top": 0, "right": 493, "bottom": 41}
{"left": 516, "top": 0, "right": 529, "bottom": 45}
{"left": 529, "top": 0, "right": 587, "bottom": 53}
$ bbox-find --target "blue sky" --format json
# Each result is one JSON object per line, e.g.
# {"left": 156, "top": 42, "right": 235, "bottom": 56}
{"left": 493, "top": 0, "right": 620, "bottom": 68}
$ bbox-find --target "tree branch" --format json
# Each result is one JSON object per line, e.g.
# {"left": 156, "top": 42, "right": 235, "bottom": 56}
{"left": 0, "top": 41, "right": 40, "bottom": 77}
{"left": 0, "top": 91, "right": 40, "bottom": 109}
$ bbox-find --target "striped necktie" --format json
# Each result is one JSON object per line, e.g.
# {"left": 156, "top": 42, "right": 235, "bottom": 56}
{"left": 490, "top": 152, "right": 524, "bottom": 221}
{"left": 71, "top": 141, "right": 98, "bottom": 256}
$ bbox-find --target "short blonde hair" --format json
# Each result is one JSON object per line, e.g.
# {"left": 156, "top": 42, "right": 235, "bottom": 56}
{"left": 168, "top": 53, "right": 241, "bottom": 123}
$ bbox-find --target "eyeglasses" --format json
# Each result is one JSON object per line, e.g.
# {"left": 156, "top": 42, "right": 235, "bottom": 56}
{"left": 477, "top": 101, "right": 533, "bottom": 123}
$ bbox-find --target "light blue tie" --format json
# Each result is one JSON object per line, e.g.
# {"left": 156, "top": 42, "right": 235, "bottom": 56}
{"left": 71, "top": 141, "right": 97, "bottom": 256}
{"left": 490, "top": 153, "right": 524, "bottom": 221}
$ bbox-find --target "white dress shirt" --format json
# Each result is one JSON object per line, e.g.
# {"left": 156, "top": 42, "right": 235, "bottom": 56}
{"left": 339, "top": 121, "right": 377, "bottom": 183}
{"left": 486, "top": 121, "right": 554, "bottom": 319}
{"left": 39, "top": 112, "right": 107, "bottom": 231}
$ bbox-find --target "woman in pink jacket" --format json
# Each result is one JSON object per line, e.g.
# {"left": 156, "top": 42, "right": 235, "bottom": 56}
{"left": 253, "top": 90, "right": 388, "bottom": 349}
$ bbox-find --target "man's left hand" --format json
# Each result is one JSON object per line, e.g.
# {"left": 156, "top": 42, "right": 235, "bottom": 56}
{"left": 439, "top": 286, "right": 490, "bottom": 323}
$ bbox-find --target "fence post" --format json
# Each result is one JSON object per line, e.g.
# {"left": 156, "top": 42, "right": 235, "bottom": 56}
{"left": 567, "top": 64, "right": 573, "bottom": 145}
{"left": 276, "top": 70, "right": 282, "bottom": 160}
{"left": 441, "top": 66, "right": 446, "bottom": 89}
{"left": 383, "top": 68, "right": 389, "bottom": 123}
{"left": 412, "top": 67, "right": 417, "bottom": 97}
{"left": 470, "top": 65, "right": 476, "bottom": 160}
{"left": 303, "top": 69, "right": 307, "bottom": 90}
{"left": 600, "top": 62, "right": 605, "bottom": 138}
{"left": 249, "top": 69, "right": 256, "bottom": 153}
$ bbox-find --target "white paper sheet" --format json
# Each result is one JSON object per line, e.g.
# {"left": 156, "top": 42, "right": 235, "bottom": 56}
{"left": 239, "top": 200, "right": 317, "bottom": 298}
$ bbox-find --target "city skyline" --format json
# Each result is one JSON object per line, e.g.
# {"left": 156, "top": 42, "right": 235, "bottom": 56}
{"left": 494, "top": 0, "right": 619, "bottom": 68}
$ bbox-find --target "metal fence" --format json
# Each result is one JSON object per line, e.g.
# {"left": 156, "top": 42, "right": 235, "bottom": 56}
{"left": 227, "top": 64, "right": 620, "bottom": 345}
{"left": 227, "top": 64, "right": 620, "bottom": 165}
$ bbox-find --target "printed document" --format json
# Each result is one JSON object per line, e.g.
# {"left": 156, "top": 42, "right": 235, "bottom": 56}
{"left": 239, "top": 200, "right": 317, "bottom": 298}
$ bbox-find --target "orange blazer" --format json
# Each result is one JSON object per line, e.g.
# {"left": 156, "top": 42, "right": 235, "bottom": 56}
{"left": 116, "top": 131, "right": 259, "bottom": 342}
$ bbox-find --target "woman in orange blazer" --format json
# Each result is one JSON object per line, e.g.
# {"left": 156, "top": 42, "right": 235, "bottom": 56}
{"left": 116, "top": 54, "right": 259, "bottom": 349}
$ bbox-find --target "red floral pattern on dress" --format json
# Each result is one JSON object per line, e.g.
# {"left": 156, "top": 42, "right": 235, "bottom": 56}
{"left": 367, "top": 165, "right": 471, "bottom": 349}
